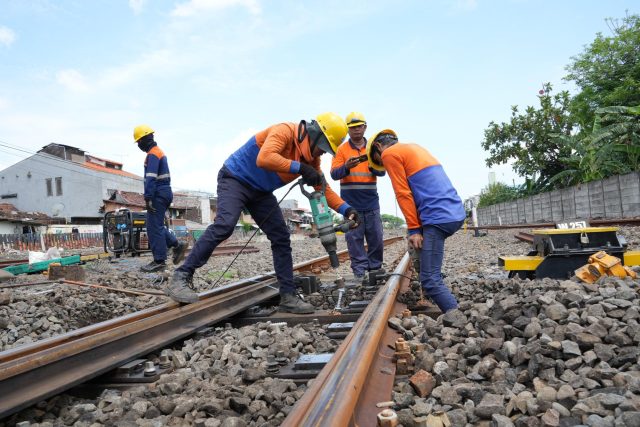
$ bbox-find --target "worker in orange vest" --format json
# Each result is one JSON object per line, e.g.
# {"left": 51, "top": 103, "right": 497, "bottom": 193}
{"left": 330, "top": 112, "right": 385, "bottom": 282}
{"left": 367, "top": 130, "right": 465, "bottom": 312}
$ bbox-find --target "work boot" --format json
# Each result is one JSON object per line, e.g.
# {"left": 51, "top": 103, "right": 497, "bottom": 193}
{"left": 141, "top": 260, "right": 166, "bottom": 273}
{"left": 279, "top": 292, "right": 314, "bottom": 314}
{"left": 361, "top": 271, "right": 369, "bottom": 285}
{"left": 172, "top": 241, "right": 187, "bottom": 265}
{"left": 165, "top": 270, "right": 199, "bottom": 303}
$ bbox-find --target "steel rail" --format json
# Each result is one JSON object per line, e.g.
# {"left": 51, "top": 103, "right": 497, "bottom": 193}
{"left": 283, "top": 252, "right": 412, "bottom": 427}
{"left": 514, "top": 232, "right": 534, "bottom": 243}
{"left": 472, "top": 218, "right": 640, "bottom": 230}
{"left": 0, "top": 277, "right": 278, "bottom": 418}
{"left": 0, "top": 237, "right": 404, "bottom": 419}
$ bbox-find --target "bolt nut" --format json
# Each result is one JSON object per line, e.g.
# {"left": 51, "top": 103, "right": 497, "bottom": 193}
{"left": 377, "top": 408, "right": 398, "bottom": 427}
{"left": 158, "top": 354, "right": 171, "bottom": 369}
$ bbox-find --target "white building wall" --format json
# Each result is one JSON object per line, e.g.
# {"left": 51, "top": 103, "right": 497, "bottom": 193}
{"left": 0, "top": 222, "right": 19, "bottom": 234}
{"left": 0, "top": 153, "right": 143, "bottom": 220}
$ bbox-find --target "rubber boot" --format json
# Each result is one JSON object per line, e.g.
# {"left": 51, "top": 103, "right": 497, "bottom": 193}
{"left": 165, "top": 270, "right": 199, "bottom": 303}
{"left": 279, "top": 292, "right": 314, "bottom": 314}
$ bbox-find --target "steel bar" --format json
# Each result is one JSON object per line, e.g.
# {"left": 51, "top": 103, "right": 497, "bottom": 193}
{"left": 514, "top": 232, "right": 534, "bottom": 243}
{"left": 472, "top": 218, "right": 640, "bottom": 230}
{"left": 0, "top": 259, "right": 28, "bottom": 268}
{"left": 0, "top": 280, "right": 57, "bottom": 289}
{"left": 62, "top": 279, "right": 165, "bottom": 296}
{"left": 283, "top": 253, "right": 411, "bottom": 427}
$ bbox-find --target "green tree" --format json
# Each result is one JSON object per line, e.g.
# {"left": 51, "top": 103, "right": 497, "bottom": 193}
{"left": 381, "top": 214, "right": 405, "bottom": 228}
{"left": 550, "top": 105, "right": 640, "bottom": 186}
{"left": 481, "top": 83, "right": 575, "bottom": 191}
{"left": 477, "top": 182, "right": 521, "bottom": 208}
{"left": 565, "top": 13, "right": 640, "bottom": 129}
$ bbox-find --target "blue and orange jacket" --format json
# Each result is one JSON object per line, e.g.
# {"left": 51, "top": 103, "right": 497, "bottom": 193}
{"left": 330, "top": 139, "right": 385, "bottom": 211}
{"left": 381, "top": 143, "right": 465, "bottom": 235}
{"left": 144, "top": 145, "right": 171, "bottom": 200}
{"left": 224, "top": 122, "right": 350, "bottom": 215}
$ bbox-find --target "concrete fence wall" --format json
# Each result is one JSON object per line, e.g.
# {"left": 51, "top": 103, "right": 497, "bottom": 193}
{"left": 477, "top": 172, "right": 640, "bottom": 226}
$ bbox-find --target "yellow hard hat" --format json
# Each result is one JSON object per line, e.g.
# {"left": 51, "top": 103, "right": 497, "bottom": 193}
{"left": 133, "top": 124, "right": 154, "bottom": 142}
{"left": 367, "top": 129, "right": 397, "bottom": 171}
{"left": 345, "top": 111, "right": 366, "bottom": 128}
{"left": 315, "top": 112, "right": 348, "bottom": 156}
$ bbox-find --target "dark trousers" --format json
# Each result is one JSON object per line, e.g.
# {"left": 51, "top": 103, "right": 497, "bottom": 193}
{"left": 147, "top": 190, "right": 178, "bottom": 262}
{"left": 178, "top": 167, "right": 295, "bottom": 294}
{"left": 345, "top": 208, "right": 383, "bottom": 276}
{"left": 420, "top": 220, "right": 463, "bottom": 313}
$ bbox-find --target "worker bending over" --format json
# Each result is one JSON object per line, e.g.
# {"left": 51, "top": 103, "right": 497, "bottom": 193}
{"left": 166, "top": 113, "right": 359, "bottom": 314}
{"left": 331, "top": 112, "right": 385, "bottom": 281}
{"left": 367, "top": 130, "right": 465, "bottom": 313}
{"left": 133, "top": 125, "right": 187, "bottom": 273}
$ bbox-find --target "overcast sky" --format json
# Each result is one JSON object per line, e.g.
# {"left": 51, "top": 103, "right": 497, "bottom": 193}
{"left": 0, "top": 0, "right": 637, "bottom": 217}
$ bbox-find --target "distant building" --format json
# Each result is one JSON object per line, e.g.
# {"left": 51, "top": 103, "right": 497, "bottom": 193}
{"left": 0, "top": 202, "right": 52, "bottom": 234}
{"left": 103, "top": 189, "right": 215, "bottom": 225}
{"left": 173, "top": 190, "right": 217, "bottom": 224}
{"left": 0, "top": 143, "right": 143, "bottom": 224}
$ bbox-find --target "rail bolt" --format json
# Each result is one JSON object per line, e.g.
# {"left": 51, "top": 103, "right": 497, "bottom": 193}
{"left": 266, "top": 355, "right": 280, "bottom": 374}
{"left": 275, "top": 350, "right": 288, "bottom": 366}
{"left": 159, "top": 354, "right": 171, "bottom": 369}
{"left": 395, "top": 337, "right": 409, "bottom": 352}
{"left": 144, "top": 361, "right": 157, "bottom": 376}
{"left": 377, "top": 408, "right": 399, "bottom": 427}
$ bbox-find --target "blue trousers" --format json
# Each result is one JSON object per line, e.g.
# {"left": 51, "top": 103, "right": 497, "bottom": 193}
{"left": 419, "top": 220, "right": 463, "bottom": 313}
{"left": 345, "top": 208, "right": 383, "bottom": 276}
{"left": 147, "top": 188, "right": 178, "bottom": 262}
{"left": 178, "top": 167, "right": 295, "bottom": 294}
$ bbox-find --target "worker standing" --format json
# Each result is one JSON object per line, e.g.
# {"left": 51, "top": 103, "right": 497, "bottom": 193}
{"left": 330, "top": 112, "right": 385, "bottom": 281}
{"left": 133, "top": 125, "right": 187, "bottom": 273}
{"left": 367, "top": 130, "right": 465, "bottom": 313}
{"left": 165, "top": 113, "right": 359, "bottom": 313}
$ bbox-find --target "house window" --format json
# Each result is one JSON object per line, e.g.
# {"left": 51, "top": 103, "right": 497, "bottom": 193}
{"left": 55, "top": 177, "right": 63, "bottom": 196}
{"left": 46, "top": 178, "right": 53, "bottom": 196}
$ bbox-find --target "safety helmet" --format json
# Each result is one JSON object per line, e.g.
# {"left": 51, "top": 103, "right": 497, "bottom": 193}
{"left": 315, "top": 112, "right": 348, "bottom": 156}
{"left": 133, "top": 125, "right": 154, "bottom": 142}
{"left": 345, "top": 111, "right": 367, "bottom": 128}
{"left": 366, "top": 129, "right": 397, "bottom": 171}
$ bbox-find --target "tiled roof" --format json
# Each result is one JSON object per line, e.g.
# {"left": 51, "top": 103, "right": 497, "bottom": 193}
{"left": 82, "top": 161, "right": 141, "bottom": 179}
{"left": 104, "top": 190, "right": 146, "bottom": 207}
{"left": 0, "top": 203, "right": 53, "bottom": 222}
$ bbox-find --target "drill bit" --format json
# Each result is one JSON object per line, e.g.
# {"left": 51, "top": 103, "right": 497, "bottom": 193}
{"left": 334, "top": 288, "right": 345, "bottom": 311}
{"left": 333, "top": 268, "right": 345, "bottom": 288}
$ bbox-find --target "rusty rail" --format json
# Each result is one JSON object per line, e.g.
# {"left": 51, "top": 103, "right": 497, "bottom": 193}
{"left": 472, "top": 218, "right": 640, "bottom": 230}
{"left": 283, "top": 252, "right": 412, "bottom": 427}
{"left": 514, "top": 232, "right": 534, "bottom": 243}
{"left": 0, "top": 237, "right": 404, "bottom": 419}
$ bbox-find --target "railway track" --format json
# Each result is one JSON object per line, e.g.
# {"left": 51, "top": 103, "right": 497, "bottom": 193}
{"left": 0, "top": 237, "right": 407, "bottom": 420}
{"left": 514, "top": 231, "right": 534, "bottom": 243}
{"left": 284, "top": 252, "right": 413, "bottom": 427}
{"left": 472, "top": 217, "right": 640, "bottom": 230}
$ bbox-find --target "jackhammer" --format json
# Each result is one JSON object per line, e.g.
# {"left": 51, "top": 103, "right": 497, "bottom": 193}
{"left": 299, "top": 179, "right": 354, "bottom": 286}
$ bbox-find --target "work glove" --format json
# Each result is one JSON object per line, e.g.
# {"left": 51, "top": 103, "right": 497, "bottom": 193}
{"left": 145, "top": 198, "right": 157, "bottom": 213}
{"left": 345, "top": 207, "right": 359, "bottom": 227}
{"left": 299, "top": 163, "right": 323, "bottom": 187}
